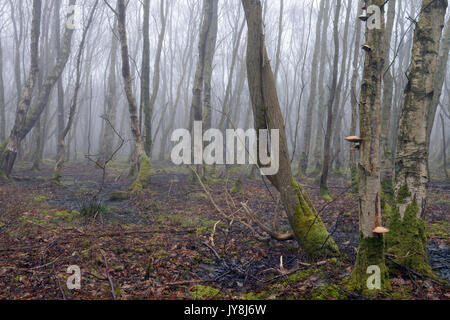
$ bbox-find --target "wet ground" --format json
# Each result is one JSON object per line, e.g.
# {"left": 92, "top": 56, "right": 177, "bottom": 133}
{"left": 0, "top": 160, "right": 448, "bottom": 299}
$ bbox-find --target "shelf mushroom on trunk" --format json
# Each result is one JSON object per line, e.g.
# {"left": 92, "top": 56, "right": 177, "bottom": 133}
{"left": 345, "top": 136, "right": 363, "bottom": 151}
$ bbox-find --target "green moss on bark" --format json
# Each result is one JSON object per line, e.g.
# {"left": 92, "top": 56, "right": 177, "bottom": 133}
{"left": 385, "top": 201, "right": 433, "bottom": 276}
{"left": 319, "top": 183, "right": 332, "bottom": 201}
{"left": 0, "top": 140, "right": 7, "bottom": 179}
{"left": 290, "top": 179, "right": 339, "bottom": 258}
{"left": 350, "top": 166, "right": 358, "bottom": 193}
{"left": 348, "top": 234, "right": 391, "bottom": 293}
{"left": 131, "top": 154, "right": 151, "bottom": 193}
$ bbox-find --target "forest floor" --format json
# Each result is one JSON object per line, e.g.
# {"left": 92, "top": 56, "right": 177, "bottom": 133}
{"left": 0, "top": 160, "right": 449, "bottom": 300}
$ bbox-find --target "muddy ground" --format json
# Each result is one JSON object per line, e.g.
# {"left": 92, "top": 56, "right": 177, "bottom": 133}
{"left": 0, "top": 161, "right": 448, "bottom": 300}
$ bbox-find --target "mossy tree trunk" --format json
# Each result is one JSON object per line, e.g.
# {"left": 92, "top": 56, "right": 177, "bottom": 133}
{"left": 350, "top": 0, "right": 390, "bottom": 292}
{"left": 241, "top": 0, "right": 339, "bottom": 259}
{"left": 117, "top": 0, "right": 151, "bottom": 192}
{"left": 349, "top": 1, "right": 364, "bottom": 193}
{"left": 387, "top": 0, "right": 448, "bottom": 276}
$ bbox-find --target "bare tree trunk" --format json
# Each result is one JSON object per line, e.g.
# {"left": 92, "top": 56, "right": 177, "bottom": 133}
{"left": 273, "top": 0, "right": 283, "bottom": 82}
{"left": 331, "top": 1, "right": 352, "bottom": 174}
{"left": 53, "top": 0, "right": 98, "bottom": 183}
{"left": 311, "top": 0, "right": 331, "bottom": 176}
{"left": 298, "top": 0, "right": 325, "bottom": 176}
{"left": 349, "top": 1, "right": 364, "bottom": 192}
{"left": 386, "top": 0, "right": 448, "bottom": 276}
{"left": 380, "top": 0, "right": 396, "bottom": 195}
{"left": 54, "top": 0, "right": 64, "bottom": 157}
{"left": 440, "top": 113, "right": 449, "bottom": 180}
{"left": 349, "top": 0, "right": 390, "bottom": 292}
{"left": 319, "top": 0, "right": 341, "bottom": 200}
{"left": 189, "top": 0, "right": 218, "bottom": 177}
{"left": 117, "top": 0, "right": 151, "bottom": 192}
{"left": 101, "top": 22, "right": 118, "bottom": 161}
{"left": 426, "top": 20, "right": 450, "bottom": 152}
{"left": 142, "top": 0, "right": 169, "bottom": 157}
{"left": 202, "top": 0, "right": 218, "bottom": 133}
{"left": 241, "top": 0, "right": 338, "bottom": 258}
{"left": 0, "top": 0, "right": 41, "bottom": 178}
{"left": 0, "top": 37, "right": 5, "bottom": 142}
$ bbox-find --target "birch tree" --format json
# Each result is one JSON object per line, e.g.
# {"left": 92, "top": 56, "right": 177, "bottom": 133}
{"left": 386, "top": 0, "right": 448, "bottom": 275}
{"left": 116, "top": 0, "right": 151, "bottom": 192}
{"left": 349, "top": 0, "right": 390, "bottom": 292}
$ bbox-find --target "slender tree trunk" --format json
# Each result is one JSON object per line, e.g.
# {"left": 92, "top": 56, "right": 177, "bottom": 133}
{"left": 319, "top": 0, "right": 341, "bottom": 200}
{"left": 53, "top": 0, "right": 98, "bottom": 183}
{"left": 298, "top": 0, "right": 325, "bottom": 176}
{"left": 189, "top": 0, "right": 218, "bottom": 177}
{"left": 117, "top": 0, "right": 151, "bottom": 192}
{"left": 0, "top": 0, "right": 42, "bottom": 178}
{"left": 54, "top": 0, "right": 64, "bottom": 157}
{"left": 349, "top": 0, "right": 390, "bottom": 292}
{"left": 311, "top": 0, "right": 331, "bottom": 176}
{"left": 242, "top": 0, "right": 339, "bottom": 258}
{"left": 0, "top": 37, "right": 5, "bottom": 142}
{"left": 349, "top": 1, "right": 364, "bottom": 192}
{"left": 331, "top": 1, "right": 352, "bottom": 174}
{"left": 426, "top": 20, "right": 450, "bottom": 152}
{"left": 386, "top": 0, "right": 448, "bottom": 276}
{"left": 143, "top": 0, "right": 169, "bottom": 157}
{"left": 440, "top": 113, "right": 449, "bottom": 180}
{"left": 380, "top": 0, "right": 396, "bottom": 195}
{"left": 101, "top": 22, "right": 118, "bottom": 161}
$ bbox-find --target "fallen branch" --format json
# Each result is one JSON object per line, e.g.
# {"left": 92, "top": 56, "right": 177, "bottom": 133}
{"left": 100, "top": 250, "right": 117, "bottom": 300}
{"left": 241, "top": 202, "right": 294, "bottom": 241}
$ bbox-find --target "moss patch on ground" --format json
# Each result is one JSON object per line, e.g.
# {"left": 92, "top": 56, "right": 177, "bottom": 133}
{"left": 190, "top": 285, "right": 224, "bottom": 299}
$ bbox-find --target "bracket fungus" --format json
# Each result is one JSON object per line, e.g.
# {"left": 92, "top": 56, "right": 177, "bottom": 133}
{"left": 359, "top": 14, "right": 369, "bottom": 22}
{"left": 345, "top": 136, "right": 362, "bottom": 151}
{"left": 372, "top": 226, "right": 390, "bottom": 234}
{"left": 361, "top": 44, "right": 372, "bottom": 52}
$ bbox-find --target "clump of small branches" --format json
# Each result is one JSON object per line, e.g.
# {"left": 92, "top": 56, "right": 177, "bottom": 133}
{"left": 83, "top": 116, "right": 125, "bottom": 222}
